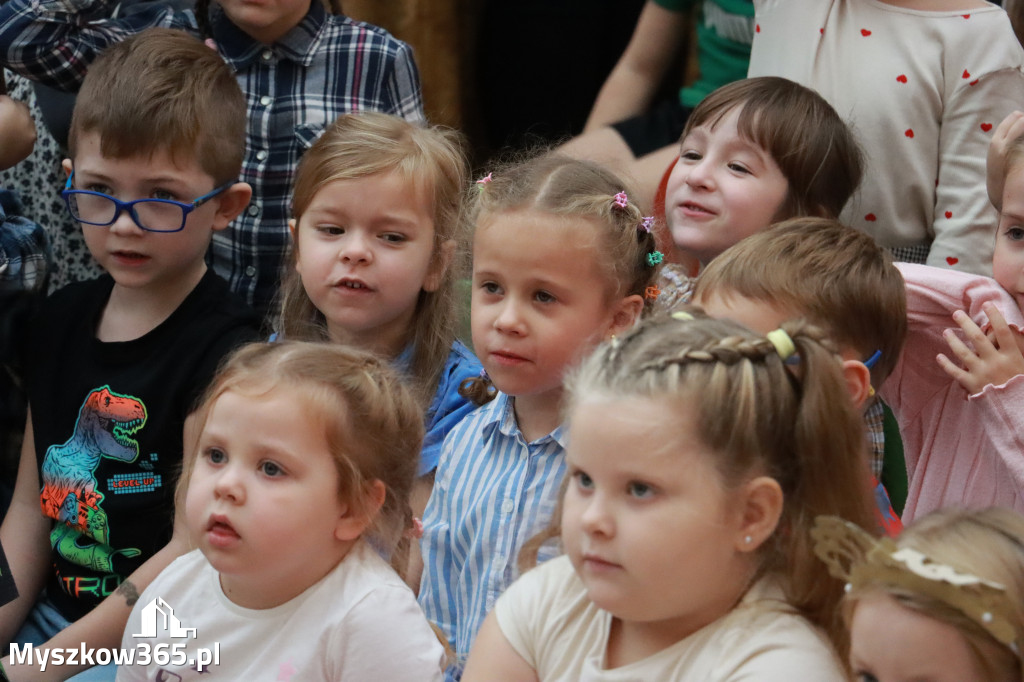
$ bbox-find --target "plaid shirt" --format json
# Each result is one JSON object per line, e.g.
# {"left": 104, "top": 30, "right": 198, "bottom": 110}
{"left": 0, "top": 0, "right": 425, "bottom": 312}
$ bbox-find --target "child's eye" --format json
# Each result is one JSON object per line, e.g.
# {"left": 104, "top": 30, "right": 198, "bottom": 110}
{"left": 680, "top": 150, "right": 702, "bottom": 162}
{"left": 150, "top": 188, "right": 179, "bottom": 202}
{"left": 259, "top": 461, "right": 285, "bottom": 477}
{"left": 317, "top": 225, "right": 344, "bottom": 236}
{"left": 627, "top": 481, "right": 655, "bottom": 499}
{"left": 855, "top": 673, "right": 879, "bottom": 682}
{"left": 1006, "top": 226, "right": 1024, "bottom": 241}
{"left": 84, "top": 183, "right": 113, "bottom": 195}
{"left": 534, "top": 290, "right": 556, "bottom": 304}
{"left": 573, "top": 470, "right": 594, "bottom": 491}
{"left": 480, "top": 281, "right": 502, "bottom": 295}
{"left": 205, "top": 447, "right": 227, "bottom": 465}
{"left": 727, "top": 162, "right": 752, "bottom": 174}
{"left": 380, "top": 232, "right": 407, "bottom": 244}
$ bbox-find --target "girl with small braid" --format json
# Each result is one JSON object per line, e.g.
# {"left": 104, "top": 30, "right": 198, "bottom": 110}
{"left": 462, "top": 312, "right": 879, "bottom": 681}
{"left": 417, "top": 154, "right": 660, "bottom": 680}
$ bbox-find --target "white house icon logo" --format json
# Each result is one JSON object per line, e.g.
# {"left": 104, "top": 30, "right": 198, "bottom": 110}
{"left": 132, "top": 597, "right": 197, "bottom": 639}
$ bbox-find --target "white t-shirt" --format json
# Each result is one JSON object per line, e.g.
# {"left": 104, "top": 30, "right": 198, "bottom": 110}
{"left": 117, "top": 542, "right": 444, "bottom": 681}
{"left": 494, "top": 556, "right": 846, "bottom": 681}
{"left": 750, "top": 0, "right": 1024, "bottom": 275}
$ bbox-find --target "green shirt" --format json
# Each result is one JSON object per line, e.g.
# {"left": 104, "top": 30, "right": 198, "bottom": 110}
{"left": 653, "top": 0, "right": 754, "bottom": 107}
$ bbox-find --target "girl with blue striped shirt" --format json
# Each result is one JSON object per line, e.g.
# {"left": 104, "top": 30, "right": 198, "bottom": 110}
{"left": 418, "top": 154, "right": 663, "bottom": 679}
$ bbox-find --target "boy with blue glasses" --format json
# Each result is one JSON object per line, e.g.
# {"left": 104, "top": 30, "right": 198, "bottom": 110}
{"left": 0, "top": 28, "right": 258, "bottom": 680}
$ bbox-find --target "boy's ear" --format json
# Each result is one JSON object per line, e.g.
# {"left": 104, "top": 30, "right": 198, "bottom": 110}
{"left": 288, "top": 218, "right": 297, "bottom": 239}
{"left": 733, "top": 475, "right": 783, "bottom": 552}
{"left": 62, "top": 158, "right": 73, "bottom": 176}
{"left": 423, "top": 238, "right": 456, "bottom": 293}
{"left": 210, "top": 182, "right": 253, "bottom": 232}
{"left": 334, "top": 479, "right": 386, "bottom": 542}
{"left": 605, "top": 294, "right": 645, "bottom": 339}
{"left": 842, "top": 359, "right": 873, "bottom": 410}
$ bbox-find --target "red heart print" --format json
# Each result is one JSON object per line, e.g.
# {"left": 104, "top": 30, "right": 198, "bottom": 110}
{"left": 969, "top": 79, "right": 979, "bottom": 86}
{"left": 905, "top": 129, "right": 915, "bottom": 138}
{"left": 962, "top": 14, "right": 970, "bottom": 18}
{"left": 962, "top": 69, "right": 971, "bottom": 79}
{"left": 981, "top": 123, "right": 993, "bottom": 132}
{"left": 861, "top": 28, "right": 871, "bottom": 36}
{"left": 819, "top": 27, "right": 824, "bottom": 35}
{"left": 945, "top": 211, "right": 953, "bottom": 219}
{"left": 756, "top": 23, "right": 760, "bottom": 33}
{"left": 896, "top": 74, "right": 908, "bottom": 83}
{"left": 946, "top": 257, "right": 959, "bottom": 265}
{"left": 865, "top": 213, "right": 877, "bottom": 222}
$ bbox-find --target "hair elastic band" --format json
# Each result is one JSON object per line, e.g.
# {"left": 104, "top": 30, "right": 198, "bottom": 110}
{"left": 639, "top": 216, "right": 654, "bottom": 233}
{"left": 475, "top": 173, "right": 493, "bottom": 190}
{"left": 812, "top": 515, "right": 1022, "bottom": 657}
{"left": 644, "top": 285, "right": 661, "bottom": 301}
{"left": 613, "top": 191, "right": 628, "bottom": 209}
{"left": 671, "top": 311, "right": 695, "bottom": 321}
{"left": 646, "top": 251, "right": 664, "bottom": 267}
{"left": 766, "top": 328, "right": 796, "bottom": 363}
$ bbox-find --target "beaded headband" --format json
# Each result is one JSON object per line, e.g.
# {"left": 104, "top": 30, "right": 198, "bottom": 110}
{"left": 811, "top": 515, "right": 1022, "bottom": 657}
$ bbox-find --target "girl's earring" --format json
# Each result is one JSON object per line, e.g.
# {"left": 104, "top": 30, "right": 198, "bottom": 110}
{"left": 744, "top": 535, "right": 753, "bottom": 545}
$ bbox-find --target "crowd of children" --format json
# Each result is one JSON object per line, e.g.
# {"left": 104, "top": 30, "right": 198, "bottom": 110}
{"left": 1, "top": 0, "right": 1024, "bottom": 681}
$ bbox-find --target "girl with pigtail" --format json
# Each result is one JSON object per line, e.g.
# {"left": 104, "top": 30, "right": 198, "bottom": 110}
{"left": 418, "top": 154, "right": 661, "bottom": 680}
{"left": 462, "top": 312, "right": 879, "bottom": 681}
{"left": 119, "top": 341, "right": 446, "bottom": 680}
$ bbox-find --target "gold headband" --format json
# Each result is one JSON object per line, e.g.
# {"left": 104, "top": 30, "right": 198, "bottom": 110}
{"left": 811, "top": 515, "right": 1021, "bottom": 656}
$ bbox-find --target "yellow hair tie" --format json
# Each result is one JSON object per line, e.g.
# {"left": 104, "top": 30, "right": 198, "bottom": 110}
{"left": 766, "top": 328, "right": 796, "bottom": 362}
{"left": 671, "top": 311, "right": 695, "bottom": 321}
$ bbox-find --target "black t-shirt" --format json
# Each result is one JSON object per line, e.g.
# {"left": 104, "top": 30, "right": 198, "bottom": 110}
{"left": 26, "top": 270, "right": 259, "bottom": 620}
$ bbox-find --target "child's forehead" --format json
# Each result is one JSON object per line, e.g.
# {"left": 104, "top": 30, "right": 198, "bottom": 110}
{"left": 72, "top": 129, "right": 213, "bottom": 183}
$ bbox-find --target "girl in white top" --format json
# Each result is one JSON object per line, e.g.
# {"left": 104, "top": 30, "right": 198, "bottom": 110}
{"left": 749, "top": 0, "right": 1024, "bottom": 275}
{"left": 462, "top": 313, "right": 880, "bottom": 681}
{"left": 117, "top": 342, "right": 444, "bottom": 681}
{"left": 814, "top": 507, "right": 1024, "bottom": 682}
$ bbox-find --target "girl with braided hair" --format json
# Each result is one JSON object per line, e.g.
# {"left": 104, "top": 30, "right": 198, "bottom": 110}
{"left": 462, "top": 312, "right": 879, "bottom": 681}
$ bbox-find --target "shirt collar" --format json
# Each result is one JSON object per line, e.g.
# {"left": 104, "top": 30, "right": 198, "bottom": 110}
{"left": 212, "top": 0, "right": 327, "bottom": 70}
{"left": 484, "top": 393, "right": 567, "bottom": 448}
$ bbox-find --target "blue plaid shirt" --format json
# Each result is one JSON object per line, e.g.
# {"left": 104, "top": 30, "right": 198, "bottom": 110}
{"left": 0, "top": 0, "right": 425, "bottom": 312}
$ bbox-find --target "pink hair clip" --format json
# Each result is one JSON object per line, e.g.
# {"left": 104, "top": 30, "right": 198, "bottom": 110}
{"left": 405, "top": 517, "right": 425, "bottom": 540}
{"left": 475, "top": 173, "right": 493, "bottom": 191}
{"left": 640, "top": 216, "right": 654, "bottom": 233}
{"left": 613, "top": 191, "right": 628, "bottom": 209}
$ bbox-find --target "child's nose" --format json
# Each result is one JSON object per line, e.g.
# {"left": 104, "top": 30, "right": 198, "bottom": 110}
{"left": 339, "top": 233, "right": 373, "bottom": 264}
{"left": 685, "top": 159, "right": 714, "bottom": 190}
{"left": 213, "top": 467, "right": 246, "bottom": 504}
{"left": 108, "top": 207, "right": 146, "bottom": 236}
{"left": 580, "top": 495, "right": 614, "bottom": 536}
{"left": 493, "top": 298, "right": 526, "bottom": 335}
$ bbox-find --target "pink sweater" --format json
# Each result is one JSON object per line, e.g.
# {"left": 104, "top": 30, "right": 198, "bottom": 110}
{"left": 881, "top": 263, "right": 1024, "bottom": 522}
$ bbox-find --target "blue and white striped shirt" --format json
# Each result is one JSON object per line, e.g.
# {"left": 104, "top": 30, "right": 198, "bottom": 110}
{"left": 418, "top": 392, "right": 567, "bottom": 680}
{"left": 0, "top": 0, "right": 425, "bottom": 313}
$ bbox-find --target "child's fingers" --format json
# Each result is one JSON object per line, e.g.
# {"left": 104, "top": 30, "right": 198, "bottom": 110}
{"left": 950, "top": 310, "right": 993, "bottom": 355}
{"left": 988, "top": 111, "right": 1024, "bottom": 209}
{"left": 982, "top": 302, "right": 1018, "bottom": 352}
{"left": 994, "top": 110, "right": 1024, "bottom": 147}
{"left": 936, "top": 352, "right": 973, "bottom": 388}
{"left": 943, "top": 328, "right": 981, "bottom": 367}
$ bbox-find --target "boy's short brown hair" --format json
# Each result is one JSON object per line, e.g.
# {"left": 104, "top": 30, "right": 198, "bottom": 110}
{"left": 68, "top": 28, "right": 245, "bottom": 184}
{"left": 693, "top": 217, "right": 907, "bottom": 384}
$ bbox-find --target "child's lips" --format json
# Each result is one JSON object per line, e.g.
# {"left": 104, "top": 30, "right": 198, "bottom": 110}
{"left": 205, "top": 514, "right": 240, "bottom": 548}
{"left": 110, "top": 250, "right": 151, "bottom": 264}
{"left": 488, "top": 350, "right": 529, "bottom": 367}
{"left": 678, "top": 201, "right": 716, "bottom": 217}
{"left": 332, "top": 277, "right": 374, "bottom": 293}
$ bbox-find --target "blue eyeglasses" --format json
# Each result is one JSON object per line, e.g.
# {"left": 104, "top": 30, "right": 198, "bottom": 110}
{"left": 61, "top": 171, "right": 234, "bottom": 233}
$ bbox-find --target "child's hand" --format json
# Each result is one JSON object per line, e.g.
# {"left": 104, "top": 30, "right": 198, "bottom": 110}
{"left": 987, "top": 111, "right": 1024, "bottom": 211}
{"left": 937, "top": 303, "right": 1024, "bottom": 394}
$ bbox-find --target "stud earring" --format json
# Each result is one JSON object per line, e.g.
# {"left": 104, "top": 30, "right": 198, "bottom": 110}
{"left": 744, "top": 535, "right": 752, "bottom": 545}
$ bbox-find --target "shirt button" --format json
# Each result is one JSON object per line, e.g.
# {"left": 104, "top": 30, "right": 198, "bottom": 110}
{"left": 261, "top": 49, "right": 272, "bottom": 61}
{"left": 259, "top": 95, "right": 271, "bottom": 106}
{"left": 501, "top": 499, "right": 514, "bottom": 514}
{"left": 256, "top": 150, "right": 268, "bottom": 161}
{"left": 244, "top": 265, "right": 256, "bottom": 277}
{"left": 247, "top": 204, "right": 260, "bottom": 216}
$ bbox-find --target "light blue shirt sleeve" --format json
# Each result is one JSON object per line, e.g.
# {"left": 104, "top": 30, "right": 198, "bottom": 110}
{"left": 419, "top": 340, "right": 483, "bottom": 476}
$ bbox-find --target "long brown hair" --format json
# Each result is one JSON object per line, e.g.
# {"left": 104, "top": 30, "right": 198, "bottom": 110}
{"left": 276, "top": 112, "right": 468, "bottom": 409}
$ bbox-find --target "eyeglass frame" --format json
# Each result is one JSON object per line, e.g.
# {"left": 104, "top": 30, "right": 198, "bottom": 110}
{"left": 61, "top": 170, "right": 235, "bottom": 233}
